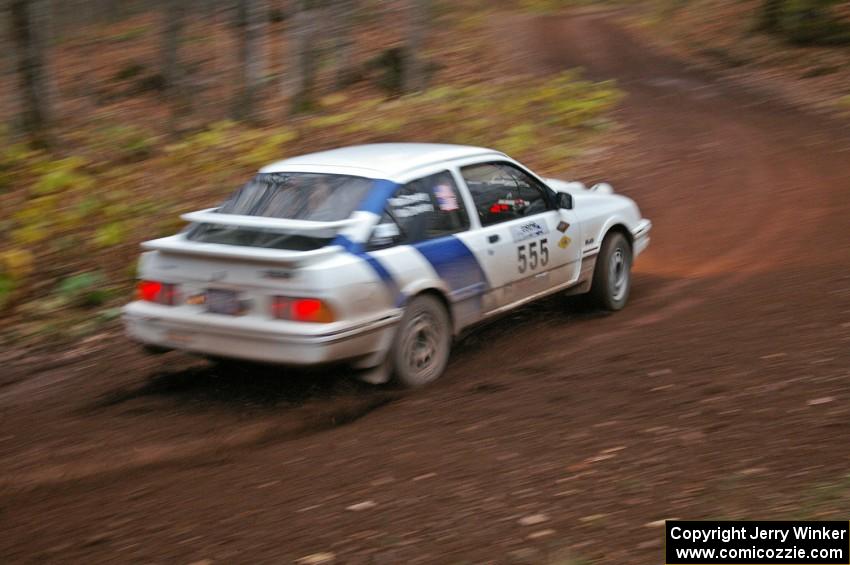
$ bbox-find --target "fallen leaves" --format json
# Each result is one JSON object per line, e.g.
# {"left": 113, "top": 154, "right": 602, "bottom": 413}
{"left": 645, "top": 518, "right": 679, "bottom": 528}
{"left": 567, "top": 446, "right": 627, "bottom": 471}
{"left": 518, "top": 513, "right": 549, "bottom": 526}
{"left": 346, "top": 500, "right": 377, "bottom": 512}
{"left": 579, "top": 513, "right": 607, "bottom": 523}
{"left": 296, "top": 553, "right": 335, "bottom": 564}
{"left": 526, "top": 529, "right": 556, "bottom": 539}
{"left": 807, "top": 396, "right": 836, "bottom": 406}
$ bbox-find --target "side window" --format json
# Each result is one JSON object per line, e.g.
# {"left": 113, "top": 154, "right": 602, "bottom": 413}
{"left": 460, "top": 162, "right": 553, "bottom": 227}
{"left": 368, "top": 171, "right": 470, "bottom": 249}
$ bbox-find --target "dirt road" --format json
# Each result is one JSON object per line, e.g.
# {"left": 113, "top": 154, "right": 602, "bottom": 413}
{"left": 2, "top": 12, "right": 850, "bottom": 564}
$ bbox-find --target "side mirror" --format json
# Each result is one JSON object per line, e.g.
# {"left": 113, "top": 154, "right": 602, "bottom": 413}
{"left": 556, "top": 192, "right": 573, "bottom": 210}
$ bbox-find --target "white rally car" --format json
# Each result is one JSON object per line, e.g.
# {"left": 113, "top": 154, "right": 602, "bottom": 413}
{"left": 123, "top": 143, "right": 651, "bottom": 387}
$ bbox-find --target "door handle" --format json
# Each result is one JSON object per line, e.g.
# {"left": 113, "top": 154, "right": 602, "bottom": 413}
{"left": 488, "top": 234, "right": 500, "bottom": 243}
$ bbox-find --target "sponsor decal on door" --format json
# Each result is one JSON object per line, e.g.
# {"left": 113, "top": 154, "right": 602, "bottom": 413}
{"left": 510, "top": 220, "right": 547, "bottom": 243}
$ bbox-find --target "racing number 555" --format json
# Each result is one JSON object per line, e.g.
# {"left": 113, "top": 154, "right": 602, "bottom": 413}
{"left": 518, "top": 238, "right": 549, "bottom": 273}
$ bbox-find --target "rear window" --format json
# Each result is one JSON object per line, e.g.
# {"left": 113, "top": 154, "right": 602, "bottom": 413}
{"left": 187, "top": 172, "right": 372, "bottom": 250}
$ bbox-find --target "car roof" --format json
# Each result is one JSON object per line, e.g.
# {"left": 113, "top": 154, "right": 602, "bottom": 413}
{"left": 259, "top": 143, "right": 507, "bottom": 179}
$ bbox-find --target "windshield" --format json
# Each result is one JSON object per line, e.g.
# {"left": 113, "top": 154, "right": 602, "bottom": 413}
{"left": 187, "top": 172, "right": 372, "bottom": 250}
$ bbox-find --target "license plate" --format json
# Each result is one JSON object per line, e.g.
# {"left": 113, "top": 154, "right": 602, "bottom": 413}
{"left": 206, "top": 289, "right": 242, "bottom": 315}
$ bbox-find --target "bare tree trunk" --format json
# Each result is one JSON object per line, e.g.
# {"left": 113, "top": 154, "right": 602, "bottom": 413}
{"left": 332, "top": 0, "right": 356, "bottom": 90}
{"left": 9, "top": 0, "right": 52, "bottom": 147}
{"left": 161, "top": 0, "right": 187, "bottom": 134}
{"left": 0, "top": 2, "right": 14, "bottom": 123}
{"left": 210, "top": 0, "right": 231, "bottom": 121}
{"left": 279, "top": 0, "right": 295, "bottom": 99}
{"left": 255, "top": 0, "right": 268, "bottom": 84}
{"left": 403, "top": 0, "right": 427, "bottom": 93}
{"left": 162, "top": 0, "right": 184, "bottom": 93}
{"left": 758, "top": 0, "right": 785, "bottom": 32}
{"left": 289, "top": 0, "right": 318, "bottom": 114}
{"left": 233, "top": 0, "right": 265, "bottom": 122}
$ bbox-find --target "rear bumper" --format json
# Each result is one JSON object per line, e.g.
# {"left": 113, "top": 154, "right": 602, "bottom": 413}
{"left": 122, "top": 301, "right": 401, "bottom": 366}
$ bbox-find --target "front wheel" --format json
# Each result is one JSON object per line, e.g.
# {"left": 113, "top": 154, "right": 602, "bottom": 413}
{"left": 589, "top": 232, "right": 632, "bottom": 311}
{"left": 390, "top": 294, "right": 452, "bottom": 388}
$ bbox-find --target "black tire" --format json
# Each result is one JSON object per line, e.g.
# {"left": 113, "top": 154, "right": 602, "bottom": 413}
{"left": 590, "top": 231, "right": 632, "bottom": 311}
{"left": 390, "top": 294, "right": 452, "bottom": 388}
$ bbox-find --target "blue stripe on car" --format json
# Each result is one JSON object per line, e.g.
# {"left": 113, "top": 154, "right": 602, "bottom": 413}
{"left": 342, "top": 180, "right": 488, "bottom": 308}
{"left": 413, "top": 236, "right": 489, "bottom": 302}
{"left": 332, "top": 233, "right": 361, "bottom": 253}
{"left": 333, "top": 234, "right": 404, "bottom": 306}
{"left": 358, "top": 179, "right": 400, "bottom": 215}
{"left": 362, "top": 255, "right": 405, "bottom": 307}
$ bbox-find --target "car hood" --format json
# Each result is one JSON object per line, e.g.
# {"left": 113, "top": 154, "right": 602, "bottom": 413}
{"left": 544, "top": 177, "right": 630, "bottom": 207}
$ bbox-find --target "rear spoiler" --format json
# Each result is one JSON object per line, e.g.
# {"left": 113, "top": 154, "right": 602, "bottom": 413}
{"left": 140, "top": 209, "right": 370, "bottom": 266}
{"left": 181, "top": 208, "right": 360, "bottom": 234}
{"left": 141, "top": 234, "right": 343, "bottom": 266}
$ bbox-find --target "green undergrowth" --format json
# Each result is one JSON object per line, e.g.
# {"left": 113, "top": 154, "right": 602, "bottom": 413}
{"left": 0, "top": 71, "right": 621, "bottom": 345}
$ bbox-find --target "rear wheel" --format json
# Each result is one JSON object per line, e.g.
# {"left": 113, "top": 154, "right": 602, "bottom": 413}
{"left": 590, "top": 231, "right": 632, "bottom": 311}
{"left": 390, "top": 294, "right": 452, "bottom": 388}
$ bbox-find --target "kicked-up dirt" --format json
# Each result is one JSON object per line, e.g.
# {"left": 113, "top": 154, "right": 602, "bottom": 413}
{"left": 2, "top": 11, "right": 850, "bottom": 564}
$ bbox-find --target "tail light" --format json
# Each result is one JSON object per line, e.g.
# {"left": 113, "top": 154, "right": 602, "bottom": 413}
{"left": 271, "top": 297, "right": 334, "bottom": 323}
{"left": 137, "top": 280, "right": 177, "bottom": 305}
